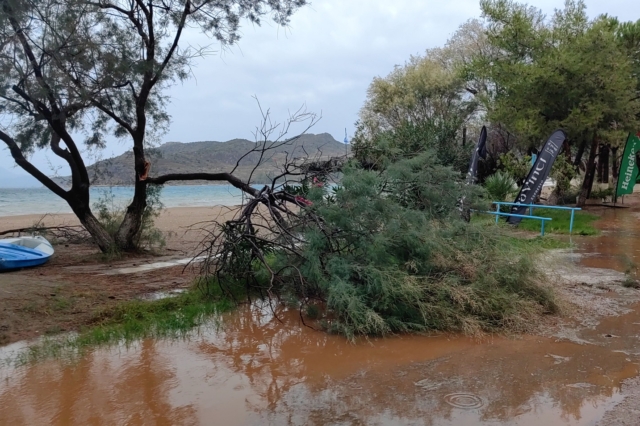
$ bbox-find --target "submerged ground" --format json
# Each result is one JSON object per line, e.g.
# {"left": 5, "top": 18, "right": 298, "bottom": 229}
{"left": 1, "top": 202, "right": 640, "bottom": 425}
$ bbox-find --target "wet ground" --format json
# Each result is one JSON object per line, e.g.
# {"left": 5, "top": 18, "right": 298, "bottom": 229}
{"left": 0, "top": 244, "right": 198, "bottom": 345}
{"left": 1, "top": 206, "right": 640, "bottom": 425}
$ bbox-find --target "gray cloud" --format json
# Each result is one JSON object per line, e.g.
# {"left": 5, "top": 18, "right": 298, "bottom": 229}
{"left": 1, "top": 0, "right": 639, "bottom": 183}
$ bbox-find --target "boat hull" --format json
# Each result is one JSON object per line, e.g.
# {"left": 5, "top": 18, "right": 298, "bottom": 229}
{"left": 0, "top": 237, "right": 54, "bottom": 271}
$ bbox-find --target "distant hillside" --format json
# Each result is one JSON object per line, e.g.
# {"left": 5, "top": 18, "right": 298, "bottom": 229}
{"left": 65, "top": 133, "right": 350, "bottom": 186}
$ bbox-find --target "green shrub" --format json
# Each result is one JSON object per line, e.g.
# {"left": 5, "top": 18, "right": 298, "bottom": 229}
{"left": 93, "top": 186, "right": 166, "bottom": 252}
{"left": 498, "top": 152, "right": 531, "bottom": 185}
{"left": 484, "top": 171, "right": 517, "bottom": 202}
{"left": 589, "top": 187, "right": 614, "bottom": 200}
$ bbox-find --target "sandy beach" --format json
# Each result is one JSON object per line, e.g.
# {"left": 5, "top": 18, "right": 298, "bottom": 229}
{"left": 0, "top": 205, "right": 243, "bottom": 253}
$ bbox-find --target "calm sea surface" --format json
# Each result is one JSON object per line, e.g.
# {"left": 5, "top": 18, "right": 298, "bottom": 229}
{"left": 0, "top": 185, "right": 260, "bottom": 217}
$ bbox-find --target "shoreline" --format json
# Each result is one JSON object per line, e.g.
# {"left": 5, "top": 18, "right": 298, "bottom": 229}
{"left": 0, "top": 206, "right": 243, "bottom": 254}
{"left": 0, "top": 205, "right": 242, "bottom": 229}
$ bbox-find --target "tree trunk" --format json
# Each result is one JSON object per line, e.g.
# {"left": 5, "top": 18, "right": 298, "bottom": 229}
{"left": 564, "top": 138, "right": 572, "bottom": 161}
{"left": 115, "top": 181, "right": 147, "bottom": 251}
{"left": 576, "top": 135, "right": 599, "bottom": 207}
{"left": 573, "top": 138, "right": 588, "bottom": 168}
{"left": 597, "top": 145, "right": 604, "bottom": 183}
{"left": 115, "top": 145, "right": 148, "bottom": 251}
{"left": 78, "top": 209, "right": 116, "bottom": 253}
{"left": 602, "top": 145, "right": 610, "bottom": 184}
{"left": 65, "top": 188, "right": 116, "bottom": 252}
{"left": 612, "top": 146, "right": 619, "bottom": 181}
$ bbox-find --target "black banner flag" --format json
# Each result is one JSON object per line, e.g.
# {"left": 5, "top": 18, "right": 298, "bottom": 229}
{"left": 460, "top": 126, "right": 488, "bottom": 222}
{"left": 507, "top": 129, "right": 566, "bottom": 225}
{"left": 466, "top": 126, "right": 488, "bottom": 184}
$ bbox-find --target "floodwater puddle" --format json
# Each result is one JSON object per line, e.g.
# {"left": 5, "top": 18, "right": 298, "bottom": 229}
{"left": 1, "top": 301, "right": 639, "bottom": 426}
{"left": 573, "top": 207, "right": 640, "bottom": 273}
{"left": 2, "top": 206, "right": 640, "bottom": 425}
{"left": 138, "top": 288, "right": 187, "bottom": 301}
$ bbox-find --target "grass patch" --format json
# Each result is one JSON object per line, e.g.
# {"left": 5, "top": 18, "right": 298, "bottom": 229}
{"left": 622, "top": 276, "right": 640, "bottom": 289}
{"left": 518, "top": 208, "right": 599, "bottom": 235}
{"left": 471, "top": 213, "right": 572, "bottom": 249}
{"left": 8, "top": 284, "right": 238, "bottom": 366}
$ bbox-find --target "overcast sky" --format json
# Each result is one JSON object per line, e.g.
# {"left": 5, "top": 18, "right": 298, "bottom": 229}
{"left": 1, "top": 0, "right": 639, "bottom": 186}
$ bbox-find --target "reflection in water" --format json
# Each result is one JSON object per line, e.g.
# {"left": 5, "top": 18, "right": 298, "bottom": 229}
{"left": 574, "top": 207, "right": 640, "bottom": 273}
{"left": 2, "top": 208, "right": 640, "bottom": 425}
{"left": 1, "top": 301, "right": 638, "bottom": 426}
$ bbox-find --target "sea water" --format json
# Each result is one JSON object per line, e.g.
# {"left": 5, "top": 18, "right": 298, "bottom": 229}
{"left": 0, "top": 184, "right": 262, "bottom": 217}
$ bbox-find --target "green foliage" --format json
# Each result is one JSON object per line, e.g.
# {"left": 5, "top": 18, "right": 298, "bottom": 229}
{"left": 498, "top": 152, "right": 531, "bottom": 184}
{"left": 518, "top": 208, "right": 599, "bottom": 235}
{"left": 589, "top": 187, "right": 614, "bottom": 200}
{"left": 484, "top": 171, "right": 516, "bottom": 201}
{"left": 358, "top": 51, "right": 477, "bottom": 135}
{"left": 354, "top": 120, "right": 470, "bottom": 174}
{"left": 219, "top": 149, "right": 557, "bottom": 340}
{"left": 622, "top": 276, "right": 640, "bottom": 289}
{"left": 93, "top": 186, "right": 166, "bottom": 252}
{"left": 550, "top": 155, "right": 577, "bottom": 195}
{"left": 0, "top": 0, "right": 308, "bottom": 152}
{"left": 353, "top": 30, "right": 485, "bottom": 175}
{"left": 474, "top": 0, "right": 639, "bottom": 150}
{"left": 10, "top": 288, "right": 236, "bottom": 365}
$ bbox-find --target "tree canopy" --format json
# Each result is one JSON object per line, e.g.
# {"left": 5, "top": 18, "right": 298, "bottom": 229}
{"left": 475, "top": 0, "right": 639, "bottom": 148}
{"left": 0, "top": 0, "right": 307, "bottom": 251}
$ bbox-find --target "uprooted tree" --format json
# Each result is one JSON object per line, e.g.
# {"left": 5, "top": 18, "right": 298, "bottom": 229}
{"left": 0, "top": 0, "right": 307, "bottom": 252}
{"left": 196, "top": 116, "right": 559, "bottom": 339}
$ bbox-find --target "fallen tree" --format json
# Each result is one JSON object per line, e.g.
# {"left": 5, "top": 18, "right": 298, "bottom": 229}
{"left": 198, "top": 125, "right": 559, "bottom": 339}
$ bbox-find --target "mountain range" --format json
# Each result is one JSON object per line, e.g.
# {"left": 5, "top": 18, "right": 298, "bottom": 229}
{"left": 58, "top": 133, "right": 350, "bottom": 186}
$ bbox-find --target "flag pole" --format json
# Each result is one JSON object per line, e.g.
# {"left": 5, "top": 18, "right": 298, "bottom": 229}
{"left": 344, "top": 128, "right": 348, "bottom": 156}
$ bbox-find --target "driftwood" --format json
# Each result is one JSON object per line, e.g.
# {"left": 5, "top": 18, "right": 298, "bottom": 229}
{"left": 0, "top": 225, "right": 91, "bottom": 243}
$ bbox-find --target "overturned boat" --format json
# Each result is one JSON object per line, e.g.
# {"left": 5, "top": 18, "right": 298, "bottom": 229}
{"left": 0, "top": 236, "right": 54, "bottom": 271}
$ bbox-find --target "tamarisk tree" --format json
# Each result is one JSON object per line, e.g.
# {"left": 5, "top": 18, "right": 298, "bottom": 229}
{"left": 0, "top": 0, "right": 306, "bottom": 252}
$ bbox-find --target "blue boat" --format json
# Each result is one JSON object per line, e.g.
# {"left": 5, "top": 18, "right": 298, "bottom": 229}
{"left": 0, "top": 236, "right": 54, "bottom": 271}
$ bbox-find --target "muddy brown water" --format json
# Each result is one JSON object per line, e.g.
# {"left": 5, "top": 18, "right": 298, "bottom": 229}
{"left": 1, "top": 208, "right": 640, "bottom": 426}
{"left": 574, "top": 206, "right": 640, "bottom": 273}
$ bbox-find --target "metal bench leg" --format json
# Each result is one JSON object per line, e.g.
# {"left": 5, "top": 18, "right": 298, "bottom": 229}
{"left": 569, "top": 210, "right": 575, "bottom": 234}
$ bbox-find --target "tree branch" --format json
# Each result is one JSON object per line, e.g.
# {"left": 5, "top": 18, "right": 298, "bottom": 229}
{"left": 146, "top": 172, "right": 259, "bottom": 197}
{"left": 150, "top": 0, "right": 190, "bottom": 85}
{"left": 0, "top": 129, "right": 68, "bottom": 200}
{"left": 3, "top": 2, "right": 61, "bottom": 115}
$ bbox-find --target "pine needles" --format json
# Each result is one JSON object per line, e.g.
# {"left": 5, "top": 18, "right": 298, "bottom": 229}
{"left": 206, "top": 149, "right": 558, "bottom": 340}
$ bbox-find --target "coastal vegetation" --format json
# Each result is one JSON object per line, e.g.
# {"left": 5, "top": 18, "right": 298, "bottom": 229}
{"left": 2, "top": 0, "right": 638, "bottom": 346}
{"left": 9, "top": 286, "right": 236, "bottom": 365}
{"left": 0, "top": 0, "right": 309, "bottom": 253}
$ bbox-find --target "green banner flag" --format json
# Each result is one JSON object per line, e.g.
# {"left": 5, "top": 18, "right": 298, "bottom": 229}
{"left": 616, "top": 132, "right": 640, "bottom": 197}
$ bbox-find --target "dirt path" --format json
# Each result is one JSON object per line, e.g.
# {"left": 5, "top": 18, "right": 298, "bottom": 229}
{"left": 0, "top": 206, "right": 240, "bottom": 345}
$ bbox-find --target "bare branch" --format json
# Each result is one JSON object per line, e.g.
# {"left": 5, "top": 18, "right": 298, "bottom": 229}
{"left": 146, "top": 172, "right": 259, "bottom": 197}
{"left": 0, "top": 129, "right": 68, "bottom": 200}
